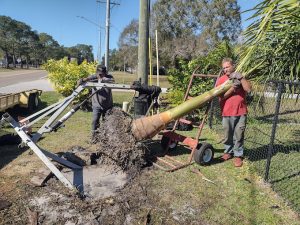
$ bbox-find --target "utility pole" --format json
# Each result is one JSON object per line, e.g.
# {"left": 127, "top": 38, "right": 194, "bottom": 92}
{"left": 97, "top": 0, "right": 120, "bottom": 70}
{"left": 138, "top": 0, "right": 149, "bottom": 85}
{"left": 105, "top": 0, "right": 110, "bottom": 69}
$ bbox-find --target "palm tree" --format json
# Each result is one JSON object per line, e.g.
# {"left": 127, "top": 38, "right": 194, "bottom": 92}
{"left": 237, "top": 0, "right": 300, "bottom": 81}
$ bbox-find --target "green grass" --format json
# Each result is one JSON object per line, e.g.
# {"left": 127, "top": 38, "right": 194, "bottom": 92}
{"left": 245, "top": 94, "right": 300, "bottom": 213}
{"left": 243, "top": 121, "right": 300, "bottom": 213}
{"left": 210, "top": 92, "right": 300, "bottom": 214}
{"left": 147, "top": 127, "right": 299, "bottom": 224}
{"left": 1, "top": 91, "right": 299, "bottom": 224}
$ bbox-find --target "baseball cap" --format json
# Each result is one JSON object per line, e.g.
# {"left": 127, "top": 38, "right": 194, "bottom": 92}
{"left": 96, "top": 65, "right": 107, "bottom": 73}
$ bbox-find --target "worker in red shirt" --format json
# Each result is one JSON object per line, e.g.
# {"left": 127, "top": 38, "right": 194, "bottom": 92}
{"left": 216, "top": 58, "right": 252, "bottom": 167}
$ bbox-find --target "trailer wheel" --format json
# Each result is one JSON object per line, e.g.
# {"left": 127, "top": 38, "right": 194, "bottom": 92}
{"left": 194, "top": 142, "right": 214, "bottom": 165}
{"left": 161, "top": 136, "right": 178, "bottom": 151}
{"left": 28, "top": 93, "right": 39, "bottom": 112}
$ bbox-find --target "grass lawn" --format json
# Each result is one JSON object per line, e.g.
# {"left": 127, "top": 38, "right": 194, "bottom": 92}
{"left": 210, "top": 91, "right": 300, "bottom": 214}
{"left": 243, "top": 121, "right": 300, "bottom": 214}
{"left": 1, "top": 91, "right": 299, "bottom": 224}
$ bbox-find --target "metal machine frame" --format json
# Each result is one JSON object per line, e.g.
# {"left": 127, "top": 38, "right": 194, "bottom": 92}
{"left": 0, "top": 82, "right": 132, "bottom": 193}
{"left": 154, "top": 68, "right": 221, "bottom": 172}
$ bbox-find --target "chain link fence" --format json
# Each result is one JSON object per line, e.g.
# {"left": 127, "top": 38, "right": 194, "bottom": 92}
{"left": 208, "top": 80, "right": 300, "bottom": 213}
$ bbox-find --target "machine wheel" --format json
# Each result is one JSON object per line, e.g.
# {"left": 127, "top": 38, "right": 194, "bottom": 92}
{"left": 28, "top": 93, "right": 39, "bottom": 112}
{"left": 194, "top": 142, "right": 214, "bottom": 165}
{"left": 161, "top": 136, "right": 178, "bottom": 151}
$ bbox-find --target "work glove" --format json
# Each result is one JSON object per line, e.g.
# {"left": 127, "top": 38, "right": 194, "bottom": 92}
{"left": 77, "top": 78, "right": 84, "bottom": 86}
{"left": 130, "top": 80, "right": 142, "bottom": 91}
{"left": 229, "top": 72, "right": 243, "bottom": 89}
{"left": 230, "top": 72, "right": 243, "bottom": 80}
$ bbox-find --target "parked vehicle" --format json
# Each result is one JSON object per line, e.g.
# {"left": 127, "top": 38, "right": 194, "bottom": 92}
{"left": 0, "top": 89, "right": 42, "bottom": 112}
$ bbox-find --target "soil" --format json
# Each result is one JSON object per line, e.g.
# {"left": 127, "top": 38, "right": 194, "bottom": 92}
{"left": 0, "top": 108, "right": 165, "bottom": 225}
{"left": 93, "top": 108, "right": 150, "bottom": 177}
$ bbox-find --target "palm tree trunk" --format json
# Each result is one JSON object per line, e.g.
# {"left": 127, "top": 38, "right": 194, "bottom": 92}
{"left": 132, "top": 79, "right": 232, "bottom": 141}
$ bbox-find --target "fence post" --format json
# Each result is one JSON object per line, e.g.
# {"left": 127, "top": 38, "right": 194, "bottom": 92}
{"left": 264, "top": 81, "right": 283, "bottom": 181}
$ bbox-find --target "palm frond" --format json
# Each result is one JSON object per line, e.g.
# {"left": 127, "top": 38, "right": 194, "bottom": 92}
{"left": 237, "top": 0, "right": 300, "bottom": 81}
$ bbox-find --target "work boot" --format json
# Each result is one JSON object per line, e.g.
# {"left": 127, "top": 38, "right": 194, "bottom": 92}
{"left": 221, "top": 153, "right": 233, "bottom": 161}
{"left": 233, "top": 157, "right": 243, "bottom": 167}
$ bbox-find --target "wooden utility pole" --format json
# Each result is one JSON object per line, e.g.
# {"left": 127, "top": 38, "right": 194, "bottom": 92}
{"left": 155, "top": 30, "right": 159, "bottom": 86}
{"left": 138, "top": 0, "right": 149, "bottom": 84}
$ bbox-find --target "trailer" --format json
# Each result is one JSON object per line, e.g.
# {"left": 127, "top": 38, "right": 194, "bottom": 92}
{"left": 0, "top": 89, "right": 42, "bottom": 112}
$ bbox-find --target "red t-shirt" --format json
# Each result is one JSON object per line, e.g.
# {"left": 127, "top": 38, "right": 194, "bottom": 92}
{"left": 216, "top": 75, "right": 247, "bottom": 116}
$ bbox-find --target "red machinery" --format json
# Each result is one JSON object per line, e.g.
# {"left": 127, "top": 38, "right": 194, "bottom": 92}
{"left": 154, "top": 68, "right": 221, "bottom": 172}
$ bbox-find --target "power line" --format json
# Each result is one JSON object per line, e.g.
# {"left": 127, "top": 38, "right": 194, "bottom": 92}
{"left": 96, "top": 0, "right": 120, "bottom": 70}
{"left": 76, "top": 16, "right": 105, "bottom": 63}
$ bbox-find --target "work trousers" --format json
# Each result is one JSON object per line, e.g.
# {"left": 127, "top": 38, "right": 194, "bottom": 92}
{"left": 91, "top": 107, "right": 107, "bottom": 133}
{"left": 222, "top": 115, "right": 247, "bottom": 157}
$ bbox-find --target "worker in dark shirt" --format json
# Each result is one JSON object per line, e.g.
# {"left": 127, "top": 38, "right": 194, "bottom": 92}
{"left": 77, "top": 65, "right": 114, "bottom": 140}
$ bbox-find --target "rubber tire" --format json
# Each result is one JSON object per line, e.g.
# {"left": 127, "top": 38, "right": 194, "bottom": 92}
{"left": 28, "top": 93, "right": 39, "bottom": 112}
{"left": 194, "top": 142, "right": 214, "bottom": 165}
{"left": 160, "top": 136, "right": 178, "bottom": 151}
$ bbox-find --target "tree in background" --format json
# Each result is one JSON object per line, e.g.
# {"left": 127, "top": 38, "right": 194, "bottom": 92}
{"left": 167, "top": 41, "right": 236, "bottom": 106}
{"left": 118, "top": 19, "right": 139, "bottom": 72}
{"left": 237, "top": 0, "right": 300, "bottom": 82}
{"left": 109, "top": 48, "right": 123, "bottom": 71}
{"left": 106, "top": 19, "right": 139, "bottom": 72}
{"left": 151, "top": 0, "right": 241, "bottom": 68}
{"left": 0, "top": 16, "right": 95, "bottom": 68}
{"left": 39, "top": 33, "right": 66, "bottom": 62}
{"left": 0, "top": 16, "right": 18, "bottom": 68}
{"left": 66, "top": 44, "right": 94, "bottom": 64}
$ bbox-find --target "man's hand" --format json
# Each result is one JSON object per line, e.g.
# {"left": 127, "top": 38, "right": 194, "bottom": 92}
{"left": 77, "top": 78, "right": 84, "bottom": 86}
{"left": 229, "top": 72, "right": 243, "bottom": 89}
{"left": 232, "top": 79, "right": 241, "bottom": 89}
{"left": 229, "top": 72, "right": 243, "bottom": 80}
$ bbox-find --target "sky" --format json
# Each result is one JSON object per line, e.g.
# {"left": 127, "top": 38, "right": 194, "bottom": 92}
{"left": 0, "top": 0, "right": 261, "bottom": 61}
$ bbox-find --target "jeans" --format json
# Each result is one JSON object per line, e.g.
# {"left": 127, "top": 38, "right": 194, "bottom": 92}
{"left": 92, "top": 107, "right": 106, "bottom": 132}
{"left": 222, "top": 115, "right": 247, "bottom": 157}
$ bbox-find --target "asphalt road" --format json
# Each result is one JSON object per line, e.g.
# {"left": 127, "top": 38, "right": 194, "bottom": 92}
{"left": 0, "top": 69, "right": 53, "bottom": 93}
{"left": 0, "top": 69, "right": 168, "bottom": 94}
{"left": 0, "top": 69, "right": 48, "bottom": 87}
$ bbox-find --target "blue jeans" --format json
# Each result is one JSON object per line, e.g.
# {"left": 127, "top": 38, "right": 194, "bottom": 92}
{"left": 222, "top": 115, "right": 247, "bottom": 157}
{"left": 92, "top": 107, "right": 106, "bottom": 132}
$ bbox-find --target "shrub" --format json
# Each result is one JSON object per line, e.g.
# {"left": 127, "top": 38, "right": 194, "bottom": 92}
{"left": 42, "top": 58, "right": 97, "bottom": 97}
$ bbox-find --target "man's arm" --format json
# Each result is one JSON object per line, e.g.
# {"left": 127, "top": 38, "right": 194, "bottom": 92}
{"left": 230, "top": 72, "right": 252, "bottom": 93}
{"left": 216, "top": 77, "right": 235, "bottom": 100}
{"left": 222, "top": 87, "right": 235, "bottom": 99}
{"left": 77, "top": 74, "right": 97, "bottom": 85}
{"left": 219, "top": 78, "right": 252, "bottom": 100}
{"left": 241, "top": 78, "right": 251, "bottom": 93}
{"left": 101, "top": 75, "right": 115, "bottom": 84}
{"left": 223, "top": 78, "right": 251, "bottom": 99}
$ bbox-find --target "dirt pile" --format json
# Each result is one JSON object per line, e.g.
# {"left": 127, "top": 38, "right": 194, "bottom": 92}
{"left": 1, "top": 108, "right": 157, "bottom": 225}
{"left": 93, "top": 107, "right": 149, "bottom": 176}
{"left": 27, "top": 108, "right": 154, "bottom": 224}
